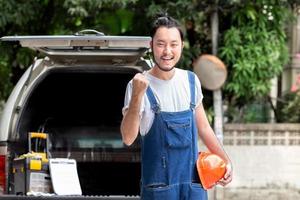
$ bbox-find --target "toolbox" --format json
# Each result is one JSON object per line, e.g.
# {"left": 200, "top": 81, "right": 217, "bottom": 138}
{"left": 12, "top": 132, "right": 52, "bottom": 195}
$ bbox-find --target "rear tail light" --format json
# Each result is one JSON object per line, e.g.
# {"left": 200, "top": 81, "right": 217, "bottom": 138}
{"left": 0, "top": 155, "right": 6, "bottom": 194}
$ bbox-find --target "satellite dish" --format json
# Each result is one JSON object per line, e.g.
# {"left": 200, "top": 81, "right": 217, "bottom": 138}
{"left": 193, "top": 54, "right": 227, "bottom": 90}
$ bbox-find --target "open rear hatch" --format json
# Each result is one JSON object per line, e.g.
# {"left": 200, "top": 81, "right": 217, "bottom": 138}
{"left": 1, "top": 31, "right": 151, "bottom": 65}
{"left": 1, "top": 32, "right": 151, "bottom": 196}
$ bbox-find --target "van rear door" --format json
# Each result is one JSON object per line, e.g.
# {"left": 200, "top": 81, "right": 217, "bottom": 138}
{"left": 0, "top": 33, "right": 150, "bottom": 197}
{"left": 0, "top": 33, "right": 151, "bottom": 141}
{"left": 1, "top": 34, "right": 151, "bottom": 65}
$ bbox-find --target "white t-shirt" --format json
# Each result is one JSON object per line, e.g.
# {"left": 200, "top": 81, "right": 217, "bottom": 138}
{"left": 122, "top": 68, "right": 203, "bottom": 136}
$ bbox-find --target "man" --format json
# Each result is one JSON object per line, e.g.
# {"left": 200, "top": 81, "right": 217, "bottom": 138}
{"left": 121, "top": 14, "right": 232, "bottom": 200}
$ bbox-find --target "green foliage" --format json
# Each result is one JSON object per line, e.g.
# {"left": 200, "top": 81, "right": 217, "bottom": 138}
{"left": 219, "top": 1, "right": 291, "bottom": 106}
{"left": 276, "top": 90, "right": 300, "bottom": 122}
{"left": 145, "top": 0, "right": 215, "bottom": 71}
{"left": 0, "top": 60, "right": 12, "bottom": 101}
{"left": 146, "top": 0, "right": 295, "bottom": 123}
{"left": 95, "top": 9, "right": 134, "bottom": 35}
{"left": 61, "top": 0, "right": 137, "bottom": 34}
{"left": 0, "top": 44, "right": 13, "bottom": 100}
{"left": 0, "top": 0, "right": 45, "bottom": 33}
{"left": 0, "top": 0, "right": 298, "bottom": 125}
{"left": 177, "top": 47, "right": 201, "bottom": 70}
{"left": 224, "top": 98, "right": 271, "bottom": 123}
{"left": 0, "top": 0, "right": 138, "bottom": 102}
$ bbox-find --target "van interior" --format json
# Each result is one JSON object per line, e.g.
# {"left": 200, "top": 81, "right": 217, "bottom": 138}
{"left": 14, "top": 66, "right": 141, "bottom": 195}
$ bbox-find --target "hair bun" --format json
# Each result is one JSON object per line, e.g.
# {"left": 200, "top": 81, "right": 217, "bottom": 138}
{"left": 154, "top": 11, "right": 169, "bottom": 19}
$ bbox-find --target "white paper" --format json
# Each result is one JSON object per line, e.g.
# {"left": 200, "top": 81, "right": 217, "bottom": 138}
{"left": 49, "top": 158, "right": 82, "bottom": 195}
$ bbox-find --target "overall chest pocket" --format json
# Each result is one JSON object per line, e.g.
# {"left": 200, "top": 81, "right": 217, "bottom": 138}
{"left": 164, "top": 117, "right": 192, "bottom": 148}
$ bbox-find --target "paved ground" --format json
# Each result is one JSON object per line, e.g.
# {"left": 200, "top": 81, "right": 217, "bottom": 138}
{"left": 209, "top": 187, "right": 300, "bottom": 200}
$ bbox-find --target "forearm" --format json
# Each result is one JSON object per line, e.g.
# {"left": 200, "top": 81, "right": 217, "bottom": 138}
{"left": 120, "top": 95, "right": 143, "bottom": 146}
{"left": 195, "top": 104, "right": 233, "bottom": 186}
{"left": 199, "top": 126, "right": 231, "bottom": 164}
{"left": 195, "top": 104, "right": 231, "bottom": 164}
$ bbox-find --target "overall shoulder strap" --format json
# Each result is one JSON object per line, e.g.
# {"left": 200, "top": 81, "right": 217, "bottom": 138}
{"left": 187, "top": 71, "right": 196, "bottom": 110}
{"left": 146, "top": 87, "right": 160, "bottom": 113}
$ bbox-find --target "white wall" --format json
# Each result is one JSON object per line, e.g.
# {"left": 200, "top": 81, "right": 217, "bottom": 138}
{"left": 221, "top": 124, "right": 300, "bottom": 189}
{"left": 225, "top": 146, "right": 300, "bottom": 188}
{"left": 202, "top": 124, "right": 300, "bottom": 200}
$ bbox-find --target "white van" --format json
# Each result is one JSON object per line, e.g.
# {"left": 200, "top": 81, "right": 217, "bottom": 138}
{"left": 0, "top": 31, "right": 151, "bottom": 198}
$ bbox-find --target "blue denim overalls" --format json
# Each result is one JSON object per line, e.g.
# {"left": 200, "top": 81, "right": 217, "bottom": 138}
{"left": 141, "top": 71, "right": 208, "bottom": 200}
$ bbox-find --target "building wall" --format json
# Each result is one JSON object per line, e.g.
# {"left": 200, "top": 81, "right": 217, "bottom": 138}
{"left": 223, "top": 123, "right": 300, "bottom": 188}
{"left": 206, "top": 124, "right": 300, "bottom": 200}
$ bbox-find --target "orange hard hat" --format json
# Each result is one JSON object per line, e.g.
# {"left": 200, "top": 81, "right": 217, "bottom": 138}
{"left": 196, "top": 152, "right": 226, "bottom": 190}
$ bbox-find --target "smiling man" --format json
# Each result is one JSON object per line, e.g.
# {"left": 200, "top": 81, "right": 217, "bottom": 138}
{"left": 121, "top": 13, "right": 232, "bottom": 200}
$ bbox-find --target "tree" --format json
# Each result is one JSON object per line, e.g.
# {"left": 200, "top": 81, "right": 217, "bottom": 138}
{"left": 218, "top": 1, "right": 293, "bottom": 122}
{"left": 0, "top": 0, "right": 137, "bottom": 102}
{"left": 219, "top": 1, "right": 290, "bottom": 104}
{"left": 0, "top": 0, "right": 297, "bottom": 123}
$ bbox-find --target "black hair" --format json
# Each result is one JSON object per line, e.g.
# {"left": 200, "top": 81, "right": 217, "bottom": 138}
{"left": 150, "top": 13, "right": 184, "bottom": 41}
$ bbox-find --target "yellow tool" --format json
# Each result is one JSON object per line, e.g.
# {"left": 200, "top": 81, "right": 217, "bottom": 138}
{"left": 28, "top": 132, "right": 49, "bottom": 163}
